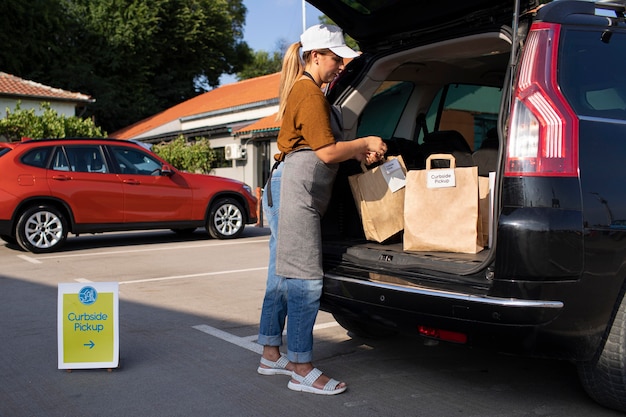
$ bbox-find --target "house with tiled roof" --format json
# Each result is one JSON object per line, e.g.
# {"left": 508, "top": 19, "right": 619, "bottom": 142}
{"left": 110, "top": 72, "right": 282, "bottom": 190}
{"left": 0, "top": 72, "right": 94, "bottom": 121}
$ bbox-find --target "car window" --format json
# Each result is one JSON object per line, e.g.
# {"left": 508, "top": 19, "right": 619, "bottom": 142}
{"left": 51, "top": 147, "right": 71, "bottom": 171}
{"left": 0, "top": 147, "right": 11, "bottom": 158}
{"left": 423, "top": 84, "right": 501, "bottom": 150}
{"left": 356, "top": 81, "right": 414, "bottom": 139}
{"left": 110, "top": 146, "right": 162, "bottom": 175}
{"left": 560, "top": 28, "right": 626, "bottom": 119}
{"left": 21, "top": 146, "right": 53, "bottom": 168}
{"left": 55, "top": 145, "right": 109, "bottom": 173}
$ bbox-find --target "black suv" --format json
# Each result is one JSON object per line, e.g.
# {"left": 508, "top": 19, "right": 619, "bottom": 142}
{"left": 310, "top": 0, "right": 626, "bottom": 411}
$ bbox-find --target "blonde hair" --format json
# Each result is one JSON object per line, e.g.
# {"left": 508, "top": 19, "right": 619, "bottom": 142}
{"left": 276, "top": 43, "right": 333, "bottom": 121}
{"left": 277, "top": 42, "right": 305, "bottom": 121}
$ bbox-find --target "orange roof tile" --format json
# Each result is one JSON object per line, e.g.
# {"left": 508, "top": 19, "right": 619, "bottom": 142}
{"left": 111, "top": 72, "right": 281, "bottom": 139}
{"left": 0, "top": 72, "right": 93, "bottom": 102}
{"left": 235, "top": 113, "right": 279, "bottom": 136}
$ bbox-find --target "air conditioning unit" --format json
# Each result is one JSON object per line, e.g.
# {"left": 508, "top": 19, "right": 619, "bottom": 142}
{"left": 224, "top": 143, "right": 247, "bottom": 160}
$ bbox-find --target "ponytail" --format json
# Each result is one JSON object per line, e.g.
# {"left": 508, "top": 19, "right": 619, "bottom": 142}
{"left": 276, "top": 42, "right": 305, "bottom": 121}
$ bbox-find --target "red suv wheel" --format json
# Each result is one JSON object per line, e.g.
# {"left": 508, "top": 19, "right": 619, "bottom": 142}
{"left": 16, "top": 205, "right": 68, "bottom": 253}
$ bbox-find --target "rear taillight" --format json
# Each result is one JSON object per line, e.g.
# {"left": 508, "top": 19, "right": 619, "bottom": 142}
{"left": 505, "top": 22, "right": 579, "bottom": 177}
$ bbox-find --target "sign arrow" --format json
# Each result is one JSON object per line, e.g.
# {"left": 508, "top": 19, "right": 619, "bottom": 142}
{"left": 84, "top": 340, "right": 95, "bottom": 349}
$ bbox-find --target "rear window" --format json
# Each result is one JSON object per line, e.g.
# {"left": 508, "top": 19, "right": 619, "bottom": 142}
{"left": 424, "top": 84, "right": 501, "bottom": 150}
{"left": 21, "top": 146, "right": 52, "bottom": 168}
{"left": 0, "top": 147, "right": 11, "bottom": 158}
{"left": 357, "top": 81, "right": 414, "bottom": 139}
{"left": 559, "top": 28, "right": 626, "bottom": 119}
{"left": 355, "top": 82, "right": 501, "bottom": 150}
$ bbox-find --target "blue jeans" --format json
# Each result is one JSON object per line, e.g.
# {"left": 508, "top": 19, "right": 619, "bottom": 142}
{"left": 257, "top": 163, "right": 321, "bottom": 363}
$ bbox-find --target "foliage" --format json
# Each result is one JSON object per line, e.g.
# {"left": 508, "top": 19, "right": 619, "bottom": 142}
{"left": 0, "top": 102, "right": 105, "bottom": 141}
{"left": 236, "top": 38, "right": 289, "bottom": 81}
{"left": 236, "top": 50, "right": 283, "bottom": 80}
{"left": 0, "top": 0, "right": 69, "bottom": 76}
{"left": 152, "top": 135, "right": 216, "bottom": 174}
{"left": 0, "top": 0, "right": 252, "bottom": 134}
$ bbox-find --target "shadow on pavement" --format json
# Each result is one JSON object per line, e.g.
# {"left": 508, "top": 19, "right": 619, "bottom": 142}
{"left": 0, "top": 268, "right": 621, "bottom": 417}
{"left": 2, "top": 226, "right": 271, "bottom": 254}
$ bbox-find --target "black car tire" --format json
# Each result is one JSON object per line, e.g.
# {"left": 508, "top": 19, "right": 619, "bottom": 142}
{"left": 577, "top": 290, "right": 626, "bottom": 412}
{"left": 16, "top": 205, "right": 68, "bottom": 253}
{"left": 207, "top": 197, "right": 245, "bottom": 239}
{"left": 332, "top": 312, "right": 396, "bottom": 339}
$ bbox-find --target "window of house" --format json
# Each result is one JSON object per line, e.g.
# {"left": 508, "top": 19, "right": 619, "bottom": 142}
{"left": 212, "top": 147, "right": 232, "bottom": 169}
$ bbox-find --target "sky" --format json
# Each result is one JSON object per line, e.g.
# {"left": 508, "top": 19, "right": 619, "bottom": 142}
{"left": 220, "top": 0, "right": 323, "bottom": 85}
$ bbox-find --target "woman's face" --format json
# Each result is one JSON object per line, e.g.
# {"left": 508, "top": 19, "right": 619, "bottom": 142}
{"left": 315, "top": 51, "right": 344, "bottom": 84}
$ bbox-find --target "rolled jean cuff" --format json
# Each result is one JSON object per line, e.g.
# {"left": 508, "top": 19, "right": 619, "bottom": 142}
{"left": 257, "top": 334, "right": 283, "bottom": 347}
{"left": 287, "top": 350, "right": 313, "bottom": 364}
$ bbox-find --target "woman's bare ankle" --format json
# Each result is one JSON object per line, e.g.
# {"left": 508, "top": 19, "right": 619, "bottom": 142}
{"left": 262, "top": 346, "right": 281, "bottom": 362}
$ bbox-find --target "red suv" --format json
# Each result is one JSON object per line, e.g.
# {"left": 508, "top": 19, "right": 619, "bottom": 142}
{"left": 0, "top": 138, "right": 257, "bottom": 253}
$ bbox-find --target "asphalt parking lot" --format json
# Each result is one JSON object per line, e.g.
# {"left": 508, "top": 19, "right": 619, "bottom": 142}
{"left": 1, "top": 227, "right": 624, "bottom": 417}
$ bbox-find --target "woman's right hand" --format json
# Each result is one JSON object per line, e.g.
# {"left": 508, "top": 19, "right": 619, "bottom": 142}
{"left": 358, "top": 136, "right": 386, "bottom": 163}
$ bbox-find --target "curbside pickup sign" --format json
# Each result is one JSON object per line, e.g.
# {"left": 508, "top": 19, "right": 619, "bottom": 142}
{"left": 57, "top": 282, "right": 119, "bottom": 370}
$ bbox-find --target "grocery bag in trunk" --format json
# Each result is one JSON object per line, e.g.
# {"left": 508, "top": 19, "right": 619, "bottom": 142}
{"left": 403, "top": 153, "right": 482, "bottom": 253}
{"left": 348, "top": 155, "right": 407, "bottom": 243}
{"left": 477, "top": 172, "right": 495, "bottom": 248}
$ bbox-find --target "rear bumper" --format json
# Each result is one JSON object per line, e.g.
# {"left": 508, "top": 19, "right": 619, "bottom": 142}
{"left": 322, "top": 273, "right": 563, "bottom": 327}
{"left": 321, "top": 270, "right": 611, "bottom": 360}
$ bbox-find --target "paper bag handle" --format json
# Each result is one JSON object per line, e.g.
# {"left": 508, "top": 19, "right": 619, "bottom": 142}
{"left": 360, "top": 156, "right": 390, "bottom": 173}
{"left": 426, "top": 153, "right": 456, "bottom": 169}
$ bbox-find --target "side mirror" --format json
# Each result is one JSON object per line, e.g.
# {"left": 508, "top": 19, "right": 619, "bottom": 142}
{"left": 161, "top": 164, "right": 174, "bottom": 176}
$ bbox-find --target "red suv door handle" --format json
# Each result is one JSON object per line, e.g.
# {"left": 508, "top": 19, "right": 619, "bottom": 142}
{"left": 122, "top": 179, "right": 141, "bottom": 185}
{"left": 51, "top": 175, "right": 72, "bottom": 181}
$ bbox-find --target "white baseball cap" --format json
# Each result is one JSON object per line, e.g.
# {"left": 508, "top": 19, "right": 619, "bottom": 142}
{"left": 300, "top": 24, "right": 359, "bottom": 59}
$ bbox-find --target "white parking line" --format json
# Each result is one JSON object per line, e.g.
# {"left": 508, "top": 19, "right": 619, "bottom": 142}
{"left": 118, "top": 267, "right": 267, "bottom": 285}
{"left": 69, "top": 267, "right": 267, "bottom": 285}
{"left": 239, "top": 322, "right": 339, "bottom": 342}
{"left": 17, "top": 254, "right": 41, "bottom": 264}
{"left": 193, "top": 324, "right": 263, "bottom": 354}
{"left": 193, "top": 322, "right": 340, "bottom": 354}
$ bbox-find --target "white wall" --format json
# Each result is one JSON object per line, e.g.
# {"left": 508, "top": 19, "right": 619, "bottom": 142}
{"left": 181, "top": 106, "right": 277, "bottom": 132}
{"left": 0, "top": 98, "right": 78, "bottom": 119}
{"left": 211, "top": 137, "right": 258, "bottom": 187}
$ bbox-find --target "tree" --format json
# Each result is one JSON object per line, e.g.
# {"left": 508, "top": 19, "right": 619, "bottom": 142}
{"left": 236, "top": 50, "right": 283, "bottom": 80}
{"left": 0, "top": 102, "right": 105, "bottom": 142}
{"left": 233, "top": 16, "right": 360, "bottom": 82}
{"left": 0, "top": 0, "right": 69, "bottom": 77}
{"left": 152, "top": 135, "right": 216, "bottom": 174}
{"left": 236, "top": 38, "right": 288, "bottom": 81}
{"left": 0, "top": 0, "right": 252, "bottom": 134}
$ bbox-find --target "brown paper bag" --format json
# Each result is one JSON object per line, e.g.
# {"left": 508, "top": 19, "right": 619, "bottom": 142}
{"left": 348, "top": 155, "right": 407, "bottom": 243}
{"left": 478, "top": 176, "right": 490, "bottom": 248}
{"left": 403, "top": 154, "right": 482, "bottom": 254}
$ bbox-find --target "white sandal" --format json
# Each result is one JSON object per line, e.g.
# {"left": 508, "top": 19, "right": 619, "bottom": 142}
{"left": 257, "top": 356, "right": 291, "bottom": 376}
{"left": 287, "top": 367, "right": 347, "bottom": 395}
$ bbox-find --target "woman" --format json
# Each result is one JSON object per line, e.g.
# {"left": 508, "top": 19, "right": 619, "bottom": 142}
{"left": 257, "top": 24, "right": 387, "bottom": 395}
